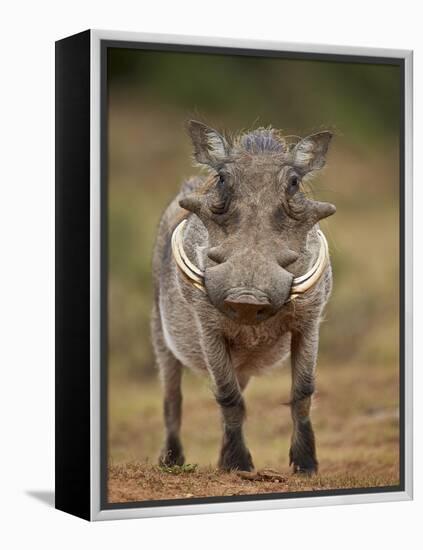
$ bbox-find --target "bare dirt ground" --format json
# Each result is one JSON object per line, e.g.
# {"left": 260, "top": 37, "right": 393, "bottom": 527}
{"left": 108, "top": 462, "right": 399, "bottom": 504}
{"left": 108, "top": 360, "right": 400, "bottom": 503}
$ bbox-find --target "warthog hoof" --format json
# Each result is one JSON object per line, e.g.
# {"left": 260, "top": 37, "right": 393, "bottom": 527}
{"left": 292, "top": 463, "right": 318, "bottom": 476}
{"left": 218, "top": 444, "right": 254, "bottom": 472}
{"left": 289, "top": 447, "right": 318, "bottom": 475}
{"left": 159, "top": 436, "right": 185, "bottom": 467}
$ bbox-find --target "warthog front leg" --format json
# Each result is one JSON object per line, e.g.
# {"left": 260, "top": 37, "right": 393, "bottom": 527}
{"left": 203, "top": 334, "right": 254, "bottom": 472}
{"left": 289, "top": 323, "right": 319, "bottom": 475}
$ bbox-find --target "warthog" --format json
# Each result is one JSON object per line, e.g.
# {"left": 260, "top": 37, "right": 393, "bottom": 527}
{"left": 152, "top": 121, "right": 336, "bottom": 474}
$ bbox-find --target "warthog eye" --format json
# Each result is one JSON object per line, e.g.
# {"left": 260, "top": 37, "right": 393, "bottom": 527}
{"left": 287, "top": 173, "right": 301, "bottom": 196}
{"left": 210, "top": 201, "right": 228, "bottom": 215}
{"left": 210, "top": 174, "right": 231, "bottom": 215}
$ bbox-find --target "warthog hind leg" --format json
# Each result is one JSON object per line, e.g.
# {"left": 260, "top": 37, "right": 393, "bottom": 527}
{"left": 158, "top": 356, "right": 185, "bottom": 467}
{"left": 153, "top": 309, "right": 185, "bottom": 467}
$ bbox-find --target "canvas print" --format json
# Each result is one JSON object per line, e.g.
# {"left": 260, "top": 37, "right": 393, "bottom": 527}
{"left": 105, "top": 47, "right": 401, "bottom": 504}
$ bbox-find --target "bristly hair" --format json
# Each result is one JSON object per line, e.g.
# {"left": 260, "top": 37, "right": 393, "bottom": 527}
{"left": 236, "top": 127, "right": 287, "bottom": 155}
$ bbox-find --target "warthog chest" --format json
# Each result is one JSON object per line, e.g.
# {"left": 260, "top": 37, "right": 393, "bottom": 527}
{"left": 224, "top": 319, "right": 292, "bottom": 373}
{"left": 227, "top": 325, "right": 282, "bottom": 349}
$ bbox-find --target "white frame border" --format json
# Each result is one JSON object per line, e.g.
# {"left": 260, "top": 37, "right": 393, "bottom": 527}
{"left": 90, "top": 29, "right": 413, "bottom": 521}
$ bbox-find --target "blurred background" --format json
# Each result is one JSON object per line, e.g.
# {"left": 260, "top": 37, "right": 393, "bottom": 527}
{"left": 107, "top": 47, "right": 400, "bottom": 490}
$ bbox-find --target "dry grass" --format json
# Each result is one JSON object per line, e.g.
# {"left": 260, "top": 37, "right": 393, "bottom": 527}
{"left": 108, "top": 359, "right": 400, "bottom": 503}
{"left": 108, "top": 462, "right": 399, "bottom": 504}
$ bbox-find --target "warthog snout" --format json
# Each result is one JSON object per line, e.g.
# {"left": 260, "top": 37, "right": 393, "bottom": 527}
{"left": 204, "top": 256, "right": 294, "bottom": 325}
{"left": 223, "top": 290, "right": 273, "bottom": 325}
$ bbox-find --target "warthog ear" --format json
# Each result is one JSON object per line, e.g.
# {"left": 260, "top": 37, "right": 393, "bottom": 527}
{"left": 187, "top": 120, "right": 229, "bottom": 167}
{"left": 292, "top": 131, "right": 333, "bottom": 174}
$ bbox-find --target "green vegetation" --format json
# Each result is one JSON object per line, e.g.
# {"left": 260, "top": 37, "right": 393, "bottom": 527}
{"left": 159, "top": 463, "right": 198, "bottom": 475}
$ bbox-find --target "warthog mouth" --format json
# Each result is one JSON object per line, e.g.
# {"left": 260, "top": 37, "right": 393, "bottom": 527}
{"left": 171, "top": 219, "right": 329, "bottom": 302}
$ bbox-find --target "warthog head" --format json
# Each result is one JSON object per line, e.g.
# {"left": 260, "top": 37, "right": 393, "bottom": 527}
{"left": 179, "top": 121, "right": 336, "bottom": 325}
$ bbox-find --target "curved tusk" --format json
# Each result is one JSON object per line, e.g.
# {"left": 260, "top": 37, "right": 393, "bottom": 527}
{"left": 171, "top": 219, "right": 206, "bottom": 292}
{"left": 289, "top": 230, "right": 329, "bottom": 301}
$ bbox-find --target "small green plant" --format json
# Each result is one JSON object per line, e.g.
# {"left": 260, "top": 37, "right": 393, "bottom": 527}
{"left": 159, "top": 463, "right": 198, "bottom": 475}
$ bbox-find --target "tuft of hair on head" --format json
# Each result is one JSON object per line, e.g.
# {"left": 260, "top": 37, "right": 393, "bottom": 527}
{"left": 237, "top": 127, "right": 287, "bottom": 155}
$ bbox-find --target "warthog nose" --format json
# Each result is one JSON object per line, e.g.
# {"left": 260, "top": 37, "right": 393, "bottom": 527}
{"left": 223, "top": 293, "right": 272, "bottom": 324}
